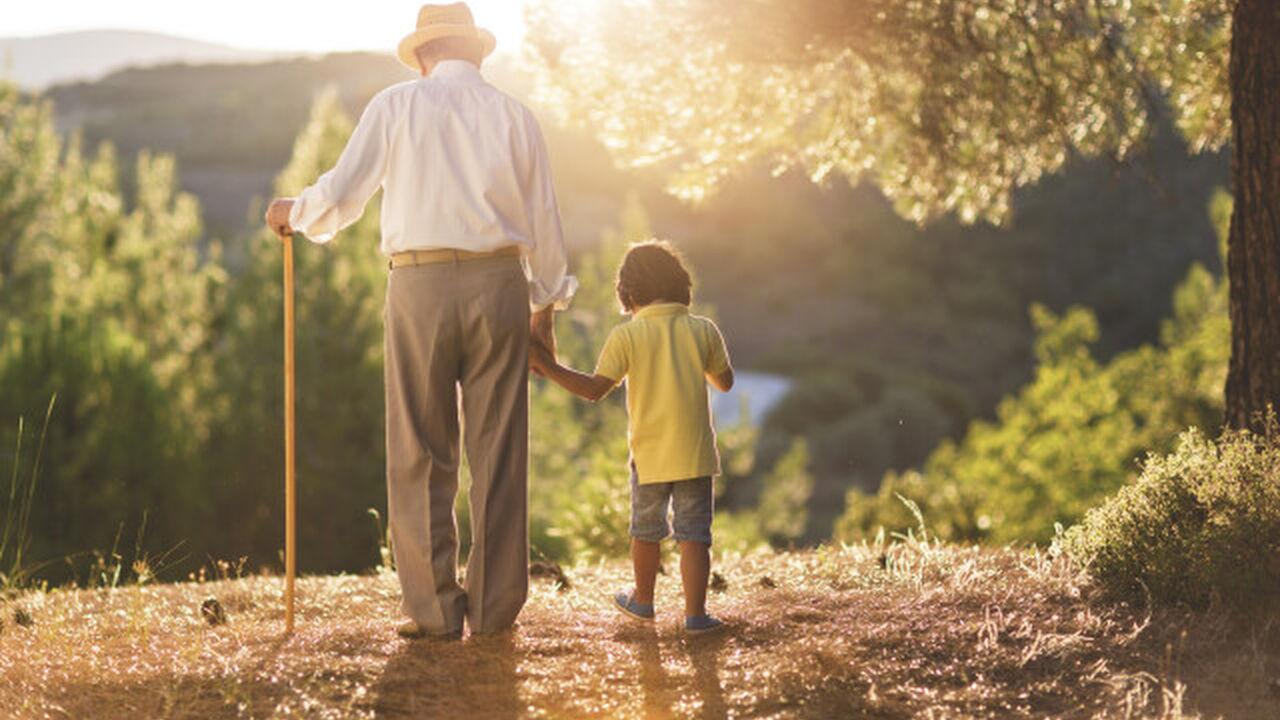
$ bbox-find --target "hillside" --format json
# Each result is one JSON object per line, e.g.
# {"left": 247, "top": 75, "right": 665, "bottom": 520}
{"left": 2, "top": 546, "right": 1276, "bottom": 718}
{"left": 0, "top": 30, "right": 275, "bottom": 90}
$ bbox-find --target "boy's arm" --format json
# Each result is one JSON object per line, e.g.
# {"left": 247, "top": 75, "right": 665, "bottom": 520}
{"left": 530, "top": 341, "right": 617, "bottom": 402}
{"left": 707, "top": 367, "right": 735, "bottom": 393}
{"left": 544, "top": 363, "right": 617, "bottom": 402}
{"left": 704, "top": 320, "right": 734, "bottom": 392}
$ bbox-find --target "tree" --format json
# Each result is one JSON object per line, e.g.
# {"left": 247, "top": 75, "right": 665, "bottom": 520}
{"left": 1222, "top": 1, "right": 1280, "bottom": 429}
{"left": 0, "top": 84, "right": 220, "bottom": 577}
{"left": 526, "top": 0, "right": 1278, "bottom": 431}
{"left": 204, "top": 90, "right": 389, "bottom": 573}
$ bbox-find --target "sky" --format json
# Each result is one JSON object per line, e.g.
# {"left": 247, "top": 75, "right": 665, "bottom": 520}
{"left": 3, "top": 1, "right": 532, "bottom": 54}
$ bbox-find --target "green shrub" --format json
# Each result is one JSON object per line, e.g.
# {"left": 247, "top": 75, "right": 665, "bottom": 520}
{"left": 1060, "top": 425, "right": 1280, "bottom": 610}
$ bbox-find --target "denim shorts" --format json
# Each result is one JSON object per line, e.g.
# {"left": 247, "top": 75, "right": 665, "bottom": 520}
{"left": 629, "top": 464, "right": 714, "bottom": 545}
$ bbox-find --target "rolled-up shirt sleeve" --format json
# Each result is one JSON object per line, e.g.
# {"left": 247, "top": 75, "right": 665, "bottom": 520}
{"left": 520, "top": 110, "right": 577, "bottom": 311}
{"left": 288, "top": 95, "right": 390, "bottom": 244}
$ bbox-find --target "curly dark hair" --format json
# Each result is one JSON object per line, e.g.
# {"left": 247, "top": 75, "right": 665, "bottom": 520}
{"left": 615, "top": 240, "right": 693, "bottom": 312}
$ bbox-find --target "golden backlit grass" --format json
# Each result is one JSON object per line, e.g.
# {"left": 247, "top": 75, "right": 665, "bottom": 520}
{"left": 2, "top": 542, "right": 1277, "bottom": 719}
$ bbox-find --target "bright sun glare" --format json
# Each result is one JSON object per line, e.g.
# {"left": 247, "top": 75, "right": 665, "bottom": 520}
{"left": 5, "top": 1, "right": 538, "bottom": 56}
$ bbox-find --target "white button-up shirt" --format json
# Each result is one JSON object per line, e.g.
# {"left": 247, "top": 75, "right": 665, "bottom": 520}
{"left": 289, "top": 60, "right": 577, "bottom": 309}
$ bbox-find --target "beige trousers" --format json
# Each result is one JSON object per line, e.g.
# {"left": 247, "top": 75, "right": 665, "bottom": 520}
{"left": 384, "top": 255, "right": 530, "bottom": 635}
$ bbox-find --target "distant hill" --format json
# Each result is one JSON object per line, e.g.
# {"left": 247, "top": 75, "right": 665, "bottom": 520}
{"left": 0, "top": 30, "right": 276, "bottom": 90}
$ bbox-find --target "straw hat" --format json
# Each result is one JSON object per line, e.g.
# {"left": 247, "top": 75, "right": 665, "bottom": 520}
{"left": 397, "top": 3, "right": 496, "bottom": 71}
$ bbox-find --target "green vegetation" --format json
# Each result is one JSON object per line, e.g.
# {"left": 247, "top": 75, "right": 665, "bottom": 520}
{"left": 1062, "top": 424, "right": 1280, "bottom": 610}
{"left": 837, "top": 192, "right": 1231, "bottom": 545}
{"left": 1, "top": 83, "right": 222, "bottom": 579}
{"left": 1, "top": 397, "right": 53, "bottom": 590}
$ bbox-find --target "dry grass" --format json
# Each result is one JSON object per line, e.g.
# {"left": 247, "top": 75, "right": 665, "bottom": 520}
{"left": 1, "top": 542, "right": 1277, "bottom": 719}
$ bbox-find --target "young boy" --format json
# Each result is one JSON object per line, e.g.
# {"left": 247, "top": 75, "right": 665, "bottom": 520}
{"left": 529, "top": 240, "right": 734, "bottom": 634}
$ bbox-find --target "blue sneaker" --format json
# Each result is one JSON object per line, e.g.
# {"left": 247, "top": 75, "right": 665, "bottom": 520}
{"left": 684, "top": 614, "right": 724, "bottom": 635}
{"left": 613, "top": 590, "right": 655, "bottom": 621}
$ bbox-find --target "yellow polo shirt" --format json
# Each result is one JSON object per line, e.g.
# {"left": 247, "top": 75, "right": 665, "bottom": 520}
{"left": 595, "top": 303, "right": 731, "bottom": 484}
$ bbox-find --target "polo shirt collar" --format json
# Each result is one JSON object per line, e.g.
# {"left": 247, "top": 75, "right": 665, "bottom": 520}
{"left": 635, "top": 302, "right": 690, "bottom": 319}
{"left": 429, "top": 60, "right": 485, "bottom": 84}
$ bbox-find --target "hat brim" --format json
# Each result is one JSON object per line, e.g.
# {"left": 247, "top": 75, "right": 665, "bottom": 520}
{"left": 397, "top": 25, "right": 496, "bottom": 71}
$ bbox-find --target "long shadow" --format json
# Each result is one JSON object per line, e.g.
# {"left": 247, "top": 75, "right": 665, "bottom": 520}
{"left": 684, "top": 634, "right": 729, "bottom": 719}
{"left": 627, "top": 627, "right": 728, "bottom": 720}
{"left": 373, "top": 632, "right": 520, "bottom": 719}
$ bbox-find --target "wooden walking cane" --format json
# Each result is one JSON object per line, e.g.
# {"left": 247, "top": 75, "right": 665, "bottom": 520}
{"left": 281, "top": 229, "right": 297, "bottom": 635}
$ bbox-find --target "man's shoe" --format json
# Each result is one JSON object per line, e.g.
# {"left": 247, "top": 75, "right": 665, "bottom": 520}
{"left": 396, "top": 620, "right": 461, "bottom": 640}
{"left": 397, "top": 620, "right": 427, "bottom": 638}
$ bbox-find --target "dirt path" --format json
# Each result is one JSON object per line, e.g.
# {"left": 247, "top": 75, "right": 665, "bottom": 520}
{"left": 2, "top": 545, "right": 1276, "bottom": 718}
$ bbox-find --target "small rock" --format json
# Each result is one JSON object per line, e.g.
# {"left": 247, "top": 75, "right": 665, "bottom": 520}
{"left": 13, "top": 608, "right": 33, "bottom": 628}
{"left": 529, "top": 560, "right": 571, "bottom": 591}
{"left": 709, "top": 571, "right": 728, "bottom": 593}
{"left": 758, "top": 575, "right": 778, "bottom": 589}
{"left": 201, "top": 597, "right": 227, "bottom": 626}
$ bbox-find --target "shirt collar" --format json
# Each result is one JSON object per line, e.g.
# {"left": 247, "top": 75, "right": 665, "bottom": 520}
{"left": 428, "top": 60, "right": 485, "bottom": 84}
{"left": 634, "top": 302, "right": 690, "bottom": 319}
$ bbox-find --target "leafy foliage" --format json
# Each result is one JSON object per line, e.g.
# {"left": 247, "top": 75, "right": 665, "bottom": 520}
{"left": 0, "top": 84, "right": 222, "bottom": 581}
{"left": 201, "top": 89, "right": 390, "bottom": 574}
{"left": 836, "top": 191, "right": 1231, "bottom": 544}
{"left": 527, "top": 0, "right": 1229, "bottom": 224}
{"left": 1061, "top": 424, "right": 1280, "bottom": 610}
{"left": 0, "top": 318, "right": 198, "bottom": 575}
{"left": 755, "top": 438, "right": 813, "bottom": 545}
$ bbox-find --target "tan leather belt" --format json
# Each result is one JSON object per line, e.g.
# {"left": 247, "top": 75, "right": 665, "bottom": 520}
{"left": 389, "top": 245, "right": 521, "bottom": 269}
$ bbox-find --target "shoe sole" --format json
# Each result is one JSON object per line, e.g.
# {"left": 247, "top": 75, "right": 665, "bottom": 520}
{"left": 397, "top": 627, "right": 462, "bottom": 641}
{"left": 684, "top": 622, "right": 725, "bottom": 636}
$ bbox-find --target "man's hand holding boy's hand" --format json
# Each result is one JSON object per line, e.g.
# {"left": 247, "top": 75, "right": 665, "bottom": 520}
{"left": 529, "top": 337, "right": 556, "bottom": 376}
{"left": 531, "top": 306, "right": 556, "bottom": 356}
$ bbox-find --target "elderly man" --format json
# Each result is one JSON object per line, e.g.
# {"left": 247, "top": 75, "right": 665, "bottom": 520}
{"left": 265, "top": 2, "right": 575, "bottom": 639}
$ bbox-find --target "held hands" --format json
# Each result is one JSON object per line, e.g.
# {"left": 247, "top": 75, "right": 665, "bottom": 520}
{"left": 531, "top": 306, "right": 556, "bottom": 355}
{"left": 529, "top": 306, "right": 558, "bottom": 377}
{"left": 529, "top": 338, "right": 556, "bottom": 376}
{"left": 265, "top": 198, "right": 296, "bottom": 238}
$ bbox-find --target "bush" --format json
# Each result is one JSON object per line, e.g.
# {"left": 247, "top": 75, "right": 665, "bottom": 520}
{"left": 756, "top": 439, "right": 813, "bottom": 545}
{"left": 0, "top": 316, "right": 196, "bottom": 581}
{"left": 1060, "top": 425, "right": 1280, "bottom": 610}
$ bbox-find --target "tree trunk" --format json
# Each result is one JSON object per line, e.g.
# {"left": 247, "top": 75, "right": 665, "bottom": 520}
{"left": 1223, "top": 0, "right": 1280, "bottom": 431}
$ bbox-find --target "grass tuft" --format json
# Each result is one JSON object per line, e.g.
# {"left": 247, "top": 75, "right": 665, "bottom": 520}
{"left": 1, "top": 395, "right": 55, "bottom": 593}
